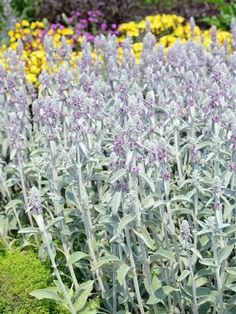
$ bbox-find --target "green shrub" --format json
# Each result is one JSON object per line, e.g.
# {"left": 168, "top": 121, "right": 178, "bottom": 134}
{"left": 0, "top": 247, "right": 69, "bottom": 314}
{"left": 201, "top": 0, "right": 236, "bottom": 29}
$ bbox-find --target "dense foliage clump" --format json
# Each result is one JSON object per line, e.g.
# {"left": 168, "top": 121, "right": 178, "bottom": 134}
{"left": 0, "top": 247, "right": 69, "bottom": 314}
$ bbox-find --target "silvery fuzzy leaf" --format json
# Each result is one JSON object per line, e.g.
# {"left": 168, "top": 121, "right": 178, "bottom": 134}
{"left": 170, "top": 196, "right": 192, "bottom": 204}
{"left": 67, "top": 251, "right": 90, "bottom": 266}
{"left": 139, "top": 172, "right": 155, "bottom": 192}
{"left": 142, "top": 194, "right": 155, "bottom": 209}
{"left": 146, "top": 286, "right": 179, "bottom": 305}
{"left": 75, "top": 280, "right": 94, "bottom": 311}
{"left": 18, "top": 226, "right": 41, "bottom": 234}
{"left": 218, "top": 243, "right": 234, "bottom": 264}
{"left": 116, "top": 263, "right": 131, "bottom": 286}
{"left": 46, "top": 216, "right": 64, "bottom": 230}
{"left": 5, "top": 199, "right": 24, "bottom": 212}
{"left": 150, "top": 250, "right": 175, "bottom": 263}
{"left": 133, "top": 226, "right": 155, "bottom": 250}
{"left": 177, "top": 270, "right": 190, "bottom": 282}
{"left": 110, "top": 191, "right": 122, "bottom": 215}
{"left": 117, "top": 214, "right": 135, "bottom": 235}
{"left": 30, "top": 288, "right": 62, "bottom": 302}
{"left": 110, "top": 168, "right": 127, "bottom": 184}
{"left": 91, "top": 255, "right": 119, "bottom": 271}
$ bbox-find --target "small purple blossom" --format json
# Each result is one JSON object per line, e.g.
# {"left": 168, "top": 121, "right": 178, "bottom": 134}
{"left": 29, "top": 187, "right": 43, "bottom": 215}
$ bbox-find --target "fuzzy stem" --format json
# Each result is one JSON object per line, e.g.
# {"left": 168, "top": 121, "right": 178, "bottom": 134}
{"left": 124, "top": 225, "right": 145, "bottom": 314}
{"left": 174, "top": 123, "right": 184, "bottom": 182}
{"left": 48, "top": 140, "right": 79, "bottom": 289}
{"left": 187, "top": 250, "right": 198, "bottom": 314}
{"left": 212, "top": 234, "right": 224, "bottom": 313}
{"left": 42, "top": 227, "right": 76, "bottom": 314}
{"left": 17, "top": 152, "right": 39, "bottom": 247}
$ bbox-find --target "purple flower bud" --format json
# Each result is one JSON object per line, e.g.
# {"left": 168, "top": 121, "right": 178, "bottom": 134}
{"left": 229, "top": 162, "right": 236, "bottom": 172}
{"left": 29, "top": 187, "right": 43, "bottom": 215}
{"left": 180, "top": 219, "right": 192, "bottom": 250}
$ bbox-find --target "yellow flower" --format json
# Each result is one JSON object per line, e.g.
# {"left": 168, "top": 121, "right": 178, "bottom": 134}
{"left": 61, "top": 28, "right": 74, "bottom": 36}
{"left": 54, "top": 33, "right": 61, "bottom": 42}
{"left": 47, "top": 29, "right": 54, "bottom": 36}
{"left": 132, "top": 42, "right": 143, "bottom": 53}
{"left": 22, "top": 20, "right": 30, "bottom": 27}
{"left": 23, "top": 28, "right": 31, "bottom": 35}
{"left": 15, "top": 33, "right": 22, "bottom": 39}
{"left": 26, "top": 73, "right": 37, "bottom": 83}
{"left": 8, "top": 30, "right": 15, "bottom": 37}
{"left": 30, "top": 22, "right": 36, "bottom": 29}
{"left": 30, "top": 65, "right": 41, "bottom": 74}
{"left": 36, "top": 21, "right": 44, "bottom": 28}
{"left": 137, "top": 20, "right": 146, "bottom": 31}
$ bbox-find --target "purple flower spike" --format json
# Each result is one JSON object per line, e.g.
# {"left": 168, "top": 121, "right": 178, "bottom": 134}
{"left": 29, "top": 187, "right": 43, "bottom": 215}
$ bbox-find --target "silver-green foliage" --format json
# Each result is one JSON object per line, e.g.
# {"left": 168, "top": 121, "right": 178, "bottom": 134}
{"left": 0, "top": 24, "right": 236, "bottom": 313}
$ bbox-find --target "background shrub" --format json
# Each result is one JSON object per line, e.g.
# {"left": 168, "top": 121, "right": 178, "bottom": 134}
{"left": 0, "top": 246, "right": 69, "bottom": 314}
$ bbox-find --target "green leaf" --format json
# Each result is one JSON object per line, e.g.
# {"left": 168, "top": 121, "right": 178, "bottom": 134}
{"left": 226, "top": 224, "right": 236, "bottom": 235}
{"left": 151, "top": 250, "right": 175, "bottom": 263}
{"left": 75, "top": 280, "right": 94, "bottom": 311}
{"left": 92, "top": 255, "right": 119, "bottom": 271}
{"left": 196, "top": 287, "right": 212, "bottom": 298}
{"left": 177, "top": 270, "right": 190, "bottom": 282}
{"left": 199, "top": 258, "right": 216, "bottom": 267}
{"left": 191, "top": 248, "right": 202, "bottom": 260}
{"left": 110, "top": 191, "right": 122, "bottom": 214}
{"left": 147, "top": 286, "right": 179, "bottom": 304}
{"left": 172, "top": 208, "right": 193, "bottom": 216}
{"left": 170, "top": 196, "right": 192, "bottom": 204}
{"left": 153, "top": 200, "right": 166, "bottom": 208}
{"left": 110, "top": 169, "right": 126, "bottom": 184}
{"left": 117, "top": 214, "right": 135, "bottom": 234}
{"left": 142, "top": 194, "right": 154, "bottom": 209}
{"left": 30, "top": 288, "right": 62, "bottom": 301}
{"left": 0, "top": 215, "right": 8, "bottom": 236}
{"left": 117, "top": 264, "right": 130, "bottom": 286}
{"left": 133, "top": 226, "right": 155, "bottom": 250}
{"left": 139, "top": 172, "right": 155, "bottom": 192}
{"left": 65, "top": 191, "right": 77, "bottom": 206}
{"left": 46, "top": 216, "right": 64, "bottom": 230}
{"left": 67, "top": 251, "right": 90, "bottom": 266}
{"left": 18, "top": 227, "right": 40, "bottom": 234}
{"left": 218, "top": 243, "right": 234, "bottom": 264}
{"left": 225, "top": 267, "right": 236, "bottom": 275}
{"left": 5, "top": 199, "right": 24, "bottom": 211}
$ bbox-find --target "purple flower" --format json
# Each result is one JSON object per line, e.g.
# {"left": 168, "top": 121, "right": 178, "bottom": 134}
{"left": 67, "top": 17, "right": 74, "bottom": 24}
{"left": 101, "top": 23, "right": 107, "bottom": 31}
{"left": 230, "top": 134, "right": 236, "bottom": 150}
{"left": 160, "top": 169, "right": 172, "bottom": 181}
{"left": 29, "top": 187, "right": 43, "bottom": 215}
{"left": 229, "top": 162, "right": 236, "bottom": 172}
{"left": 180, "top": 219, "right": 192, "bottom": 250}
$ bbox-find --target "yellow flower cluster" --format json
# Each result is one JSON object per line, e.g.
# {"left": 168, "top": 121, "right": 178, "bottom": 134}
{"left": 0, "top": 19, "right": 83, "bottom": 85}
{"left": 0, "top": 15, "right": 233, "bottom": 85}
{"left": 118, "top": 14, "right": 232, "bottom": 60}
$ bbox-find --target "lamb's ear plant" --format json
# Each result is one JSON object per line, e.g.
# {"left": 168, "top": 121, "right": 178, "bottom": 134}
{"left": 0, "top": 19, "right": 236, "bottom": 314}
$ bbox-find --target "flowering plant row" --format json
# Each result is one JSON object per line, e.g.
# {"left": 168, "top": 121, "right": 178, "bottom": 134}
{"left": 0, "top": 13, "right": 234, "bottom": 85}
{"left": 0, "top": 23, "right": 236, "bottom": 313}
